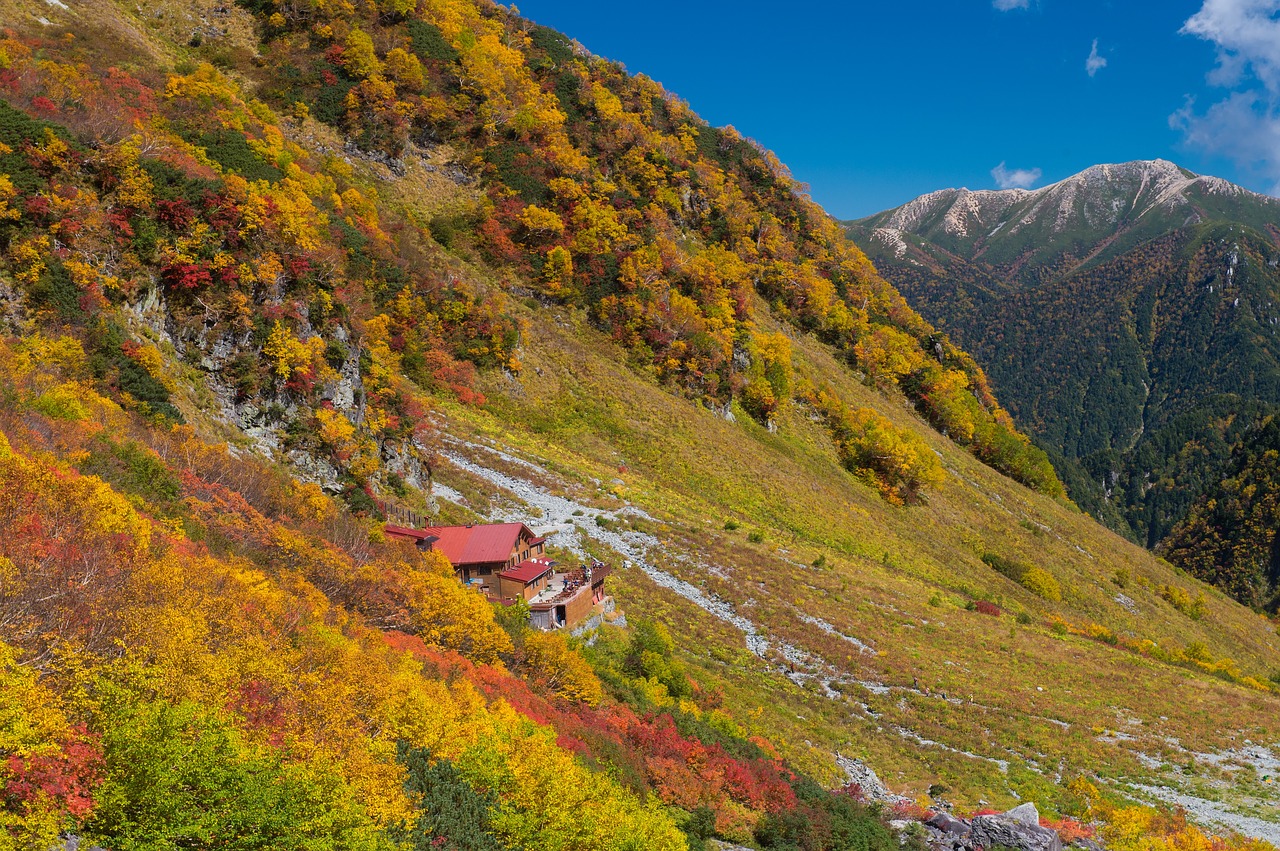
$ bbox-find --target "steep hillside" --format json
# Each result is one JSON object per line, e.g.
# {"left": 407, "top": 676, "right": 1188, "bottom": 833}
{"left": 846, "top": 162, "right": 1280, "bottom": 553}
{"left": 1, "top": 1, "right": 1280, "bottom": 849}
{"left": 1161, "top": 416, "right": 1280, "bottom": 610}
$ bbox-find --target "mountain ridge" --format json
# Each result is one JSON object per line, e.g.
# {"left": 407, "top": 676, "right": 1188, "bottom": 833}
{"left": 846, "top": 159, "right": 1280, "bottom": 559}
{"left": 856, "top": 159, "right": 1280, "bottom": 277}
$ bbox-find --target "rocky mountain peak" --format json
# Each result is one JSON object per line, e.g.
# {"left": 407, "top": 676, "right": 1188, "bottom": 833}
{"left": 856, "top": 160, "right": 1279, "bottom": 261}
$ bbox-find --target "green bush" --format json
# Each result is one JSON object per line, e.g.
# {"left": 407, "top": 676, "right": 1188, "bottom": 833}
{"left": 30, "top": 385, "right": 89, "bottom": 421}
{"left": 186, "top": 128, "right": 284, "bottom": 183}
{"left": 623, "top": 619, "right": 691, "bottom": 701}
{"left": 395, "top": 745, "right": 510, "bottom": 851}
{"left": 0, "top": 100, "right": 69, "bottom": 192}
{"left": 85, "top": 698, "right": 382, "bottom": 851}
{"left": 26, "top": 258, "right": 85, "bottom": 322}
{"left": 86, "top": 321, "right": 183, "bottom": 423}
{"left": 528, "top": 25, "right": 575, "bottom": 66}
{"left": 406, "top": 20, "right": 460, "bottom": 62}
{"left": 81, "top": 438, "right": 183, "bottom": 505}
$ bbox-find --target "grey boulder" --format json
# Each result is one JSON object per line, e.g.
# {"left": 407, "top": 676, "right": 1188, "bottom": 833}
{"left": 970, "top": 805, "right": 1063, "bottom": 851}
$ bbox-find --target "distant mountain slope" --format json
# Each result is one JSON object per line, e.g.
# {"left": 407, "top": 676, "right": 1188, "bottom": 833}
{"left": 1161, "top": 415, "right": 1280, "bottom": 609}
{"left": 846, "top": 162, "right": 1280, "bottom": 550}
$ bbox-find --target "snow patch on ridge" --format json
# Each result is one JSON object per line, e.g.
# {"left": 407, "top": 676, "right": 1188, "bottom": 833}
{"left": 876, "top": 159, "right": 1278, "bottom": 242}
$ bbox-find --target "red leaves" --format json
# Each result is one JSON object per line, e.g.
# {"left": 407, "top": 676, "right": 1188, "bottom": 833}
{"left": 156, "top": 198, "right": 195, "bottom": 232}
{"left": 973, "top": 600, "right": 1002, "bottom": 617}
{"left": 200, "top": 191, "right": 244, "bottom": 244}
{"left": 624, "top": 714, "right": 797, "bottom": 813}
{"left": 23, "top": 194, "right": 50, "bottom": 222}
{"left": 284, "top": 254, "right": 311, "bottom": 281}
{"left": 1041, "top": 816, "right": 1095, "bottom": 843}
{"left": 229, "top": 680, "right": 288, "bottom": 746}
{"left": 161, "top": 262, "right": 213, "bottom": 292}
{"left": 105, "top": 208, "right": 134, "bottom": 244}
{"left": 477, "top": 216, "right": 522, "bottom": 265}
{"left": 4, "top": 726, "right": 104, "bottom": 819}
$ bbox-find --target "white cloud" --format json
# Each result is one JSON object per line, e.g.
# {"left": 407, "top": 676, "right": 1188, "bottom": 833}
{"left": 1086, "top": 38, "right": 1107, "bottom": 77}
{"left": 1175, "top": 0, "right": 1280, "bottom": 192}
{"left": 992, "top": 0, "right": 1029, "bottom": 10}
{"left": 991, "top": 162, "right": 1043, "bottom": 189}
{"left": 1182, "top": 0, "right": 1280, "bottom": 91}
{"left": 1170, "top": 92, "right": 1280, "bottom": 192}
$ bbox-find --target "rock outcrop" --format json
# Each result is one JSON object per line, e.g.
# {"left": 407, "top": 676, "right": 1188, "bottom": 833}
{"left": 917, "top": 803, "right": 1081, "bottom": 851}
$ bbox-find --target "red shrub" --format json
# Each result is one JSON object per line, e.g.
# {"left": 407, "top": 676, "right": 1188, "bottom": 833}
{"left": 4, "top": 727, "right": 103, "bottom": 819}
{"left": 156, "top": 198, "right": 195, "bottom": 231}
{"left": 891, "top": 799, "right": 932, "bottom": 821}
{"left": 1042, "top": 816, "right": 1095, "bottom": 842}
{"left": 161, "top": 262, "right": 213, "bottom": 291}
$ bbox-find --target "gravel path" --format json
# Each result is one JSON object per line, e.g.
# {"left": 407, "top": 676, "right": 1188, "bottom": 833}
{"left": 440, "top": 447, "right": 859, "bottom": 685}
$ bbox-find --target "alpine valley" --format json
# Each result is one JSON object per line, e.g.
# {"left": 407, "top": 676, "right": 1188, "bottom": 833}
{"left": 0, "top": 1, "right": 1279, "bottom": 850}
{"left": 847, "top": 160, "right": 1280, "bottom": 608}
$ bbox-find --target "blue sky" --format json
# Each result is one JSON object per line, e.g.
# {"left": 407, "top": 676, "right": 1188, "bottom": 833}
{"left": 513, "top": 1, "right": 1280, "bottom": 218}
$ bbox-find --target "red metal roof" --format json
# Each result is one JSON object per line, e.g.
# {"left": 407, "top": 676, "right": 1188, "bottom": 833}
{"left": 498, "top": 559, "right": 553, "bottom": 584}
{"left": 423, "top": 523, "right": 538, "bottom": 566}
{"left": 385, "top": 525, "right": 434, "bottom": 541}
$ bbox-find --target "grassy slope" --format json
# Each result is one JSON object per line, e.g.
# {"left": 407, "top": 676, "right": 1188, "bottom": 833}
{"left": 425, "top": 297, "right": 1280, "bottom": 818}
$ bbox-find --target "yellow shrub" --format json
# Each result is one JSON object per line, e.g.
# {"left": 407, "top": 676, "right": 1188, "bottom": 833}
{"left": 1019, "top": 567, "right": 1062, "bottom": 602}
{"left": 519, "top": 204, "right": 565, "bottom": 235}
{"left": 404, "top": 552, "right": 513, "bottom": 664}
{"left": 30, "top": 382, "right": 90, "bottom": 421}
{"left": 543, "top": 246, "right": 575, "bottom": 297}
{"left": 316, "top": 408, "right": 357, "bottom": 452}
{"left": 1161, "top": 585, "right": 1207, "bottom": 620}
{"left": 521, "top": 631, "right": 603, "bottom": 706}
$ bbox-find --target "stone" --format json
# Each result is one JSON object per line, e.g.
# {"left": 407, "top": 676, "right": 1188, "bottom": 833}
{"left": 971, "top": 813, "right": 1063, "bottom": 851}
{"left": 921, "top": 808, "right": 967, "bottom": 834}
{"left": 834, "top": 753, "right": 910, "bottom": 804}
{"left": 58, "top": 837, "right": 108, "bottom": 851}
{"left": 925, "top": 811, "right": 972, "bottom": 838}
{"left": 1006, "top": 802, "right": 1042, "bottom": 826}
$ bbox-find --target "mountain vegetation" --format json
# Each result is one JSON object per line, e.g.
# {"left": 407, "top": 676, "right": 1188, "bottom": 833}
{"left": 0, "top": 1, "right": 1279, "bottom": 849}
{"left": 1160, "top": 415, "right": 1280, "bottom": 610}
{"left": 846, "top": 162, "right": 1280, "bottom": 577}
